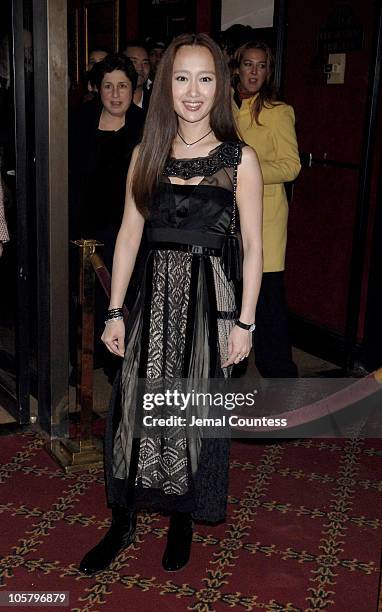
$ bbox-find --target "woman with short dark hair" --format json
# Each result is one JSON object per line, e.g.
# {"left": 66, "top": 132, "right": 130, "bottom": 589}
{"left": 74, "top": 53, "right": 142, "bottom": 259}
{"left": 71, "top": 54, "right": 143, "bottom": 374}
{"left": 92, "top": 53, "right": 138, "bottom": 93}
{"left": 79, "top": 34, "right": 263, "bottom": 575}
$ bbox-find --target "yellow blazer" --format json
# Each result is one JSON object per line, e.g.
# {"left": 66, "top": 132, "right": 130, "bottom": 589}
{"left": 233, "top": 97, "right": 301, "bottom": 272}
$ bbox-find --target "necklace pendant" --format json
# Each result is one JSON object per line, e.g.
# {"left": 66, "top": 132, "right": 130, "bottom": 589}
{"left": 177, "top": 128, "right": 213, "bottom": 148}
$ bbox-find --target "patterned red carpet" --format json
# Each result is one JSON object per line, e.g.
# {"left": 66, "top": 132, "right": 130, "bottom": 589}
{"left": 1, "top": 429, "right": 382, "bottom": 612}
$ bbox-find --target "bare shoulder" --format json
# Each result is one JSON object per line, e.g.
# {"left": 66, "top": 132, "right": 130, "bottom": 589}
{"left": 236, "top": 144, "right": 263, "bottom": 199}
{"left": 236, "top": 144, "right": 263, "bottom": 215}
{"left": 239, "top": 144, "right": 261, "bottom": 171}
{"left": 241, "top": 143, "right": 259, "bottom": 162}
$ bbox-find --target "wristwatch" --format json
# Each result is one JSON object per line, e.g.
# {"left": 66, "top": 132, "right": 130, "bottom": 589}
{"left": 236, "top": 320, "right": 256, "bottom": 333}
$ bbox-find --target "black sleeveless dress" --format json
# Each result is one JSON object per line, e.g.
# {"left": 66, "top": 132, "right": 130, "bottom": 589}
{"left": 105, "top": 141, "right": 244, "bottom": 523}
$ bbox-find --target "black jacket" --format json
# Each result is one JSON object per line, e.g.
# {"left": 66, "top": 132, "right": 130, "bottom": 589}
{"left": 70, "top": 99, "right": 143, "bottom": 241}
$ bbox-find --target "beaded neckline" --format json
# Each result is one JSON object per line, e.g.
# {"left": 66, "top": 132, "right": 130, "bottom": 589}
{"left": 168, "top": 142, "right": 224, "bottom": 162}
{"left": 164, "top": 141, "right": 244, "bottom": 180}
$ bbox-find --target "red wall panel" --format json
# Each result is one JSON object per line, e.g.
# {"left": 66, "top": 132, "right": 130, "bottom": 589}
{"left": 283, "top": 0, "right": 377, "bottom": 337}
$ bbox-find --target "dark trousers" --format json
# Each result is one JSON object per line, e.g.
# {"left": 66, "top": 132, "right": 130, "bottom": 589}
{"left": 253, "top": 271, "right": 298, "bottom": 377}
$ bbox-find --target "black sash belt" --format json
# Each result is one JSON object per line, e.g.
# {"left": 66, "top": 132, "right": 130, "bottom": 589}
{"left": 146, "top": 227, "right": 225, "bottom": 256}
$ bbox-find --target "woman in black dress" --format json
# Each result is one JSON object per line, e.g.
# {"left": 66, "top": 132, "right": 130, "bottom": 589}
{"left": 79, "top": 33, "right": 263, "bottom": 574}
{"left": 74, "top": 54, "right": 143, "bottom": 267}
{"left": 71, "top": 54, "right": 144, "bottom": 372}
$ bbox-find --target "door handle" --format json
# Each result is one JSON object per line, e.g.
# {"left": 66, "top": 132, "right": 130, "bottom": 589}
{"left": 300, "top": 153, "right": 359, "bottom": 170}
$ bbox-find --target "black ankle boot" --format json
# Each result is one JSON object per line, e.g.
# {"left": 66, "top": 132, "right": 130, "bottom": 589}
{"left": 162, "top": 512, "right": 193, "bottom": 572}
{"left": 79, "top": 507, "right": 137, "bottom": 575}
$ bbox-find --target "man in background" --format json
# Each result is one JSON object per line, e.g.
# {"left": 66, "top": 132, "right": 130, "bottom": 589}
{"left": 84, "top": 48, "right": 109, "bottom": 102}
{"left": 123, "top": 41, "right": 151, "bottom": 115}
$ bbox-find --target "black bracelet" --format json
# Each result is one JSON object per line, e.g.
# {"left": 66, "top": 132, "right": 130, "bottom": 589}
{"left": 106, "top": 307, "right": 123, "bottom": 321}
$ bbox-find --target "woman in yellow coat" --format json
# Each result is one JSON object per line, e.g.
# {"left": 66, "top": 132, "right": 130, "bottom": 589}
{"left": 233, "top": 41, "right": 301, "bottom": 376}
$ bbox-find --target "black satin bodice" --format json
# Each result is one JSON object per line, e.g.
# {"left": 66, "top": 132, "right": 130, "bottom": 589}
{"left": 146, "top": 142, "right": 244, "bottom": 241}
{"left": 148, "top": 183, "right": 233, "bottom": 237}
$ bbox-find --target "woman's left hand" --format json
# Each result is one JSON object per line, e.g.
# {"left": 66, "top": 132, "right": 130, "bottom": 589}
{"left": 222, "top": 325, "right": 252, "bottom": 367}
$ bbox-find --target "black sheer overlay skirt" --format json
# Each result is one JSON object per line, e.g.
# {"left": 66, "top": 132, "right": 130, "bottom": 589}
{"left": 104, "top": 142, "right": 244, "bottom": 523}
{"left": 105, "top": 248, "right": 236, "bottom": 522}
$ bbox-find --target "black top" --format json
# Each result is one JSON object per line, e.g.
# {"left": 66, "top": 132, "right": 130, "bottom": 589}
{"left": 146, "top": 142, "right": 244, "bottom": 243}
{"left": 72, "top": 99, "right": 143, "bottom": 238}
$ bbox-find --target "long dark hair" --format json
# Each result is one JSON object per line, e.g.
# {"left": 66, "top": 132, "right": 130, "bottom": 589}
{"left": 132, "top": 33, "right": 239, "bottom": 216}
{"left": 235, "top": 41, "right": 280, "bottom": 126}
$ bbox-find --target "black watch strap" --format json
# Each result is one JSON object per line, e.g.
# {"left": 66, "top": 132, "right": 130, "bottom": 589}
{"left": 236, "top": 320, "right": 256, "bottom": 332}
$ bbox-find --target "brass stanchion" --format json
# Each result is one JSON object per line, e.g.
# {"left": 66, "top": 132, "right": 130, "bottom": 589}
{"left": 51, "top": 239, "right": 104, "bottom": 471}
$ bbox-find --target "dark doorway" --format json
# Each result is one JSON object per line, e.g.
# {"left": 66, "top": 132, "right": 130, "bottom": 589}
{"left": 138, "top": 0, "right": 197, "bottom": 41}
{"left": 0, "top": 0, "right": 35, "bottom": 424}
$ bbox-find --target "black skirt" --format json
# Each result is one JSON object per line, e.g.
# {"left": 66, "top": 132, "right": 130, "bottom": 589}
{"left": 104, "top": 243, "right": 237, "bottom": 523}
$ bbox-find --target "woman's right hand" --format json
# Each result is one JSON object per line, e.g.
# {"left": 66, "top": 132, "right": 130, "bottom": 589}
{"left": 101, "top": 320, "right": 125, "bottom": 357}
